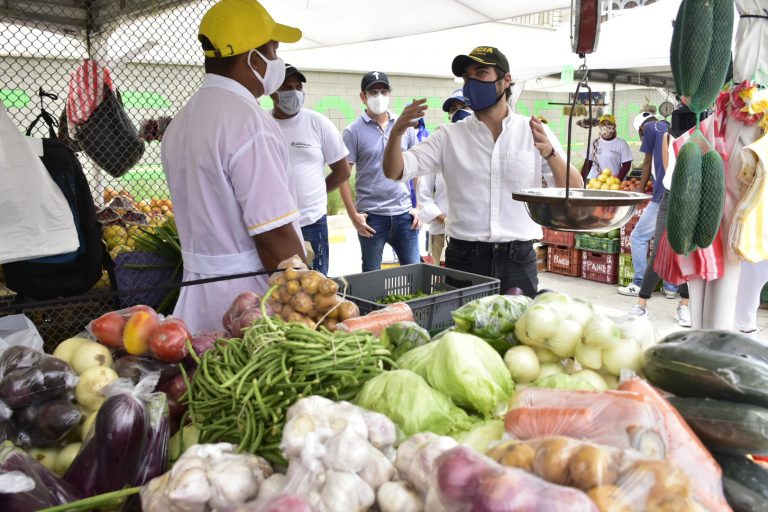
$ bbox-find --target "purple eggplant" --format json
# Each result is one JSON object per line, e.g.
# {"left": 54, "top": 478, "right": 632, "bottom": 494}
{"left": 0, "top": 367, "right": 43, "bottom": 409}
{"left": 0, "top": 346, "right": 42, "bottom": 379}
{"left": 0, "top": 444, "right": 83, "bottom": 511}
{"left": 63, "top": 438, "right": 99, "bottom": 496}
{"left": 14, "top": 399, "right": 81, "bottom": 447}
{"left": 155, "top": 372, "right": 188, "bottom": 402}
{"left": 132, "top": 392, "right": 170, "bottom": 486}
{"left": 93, "top": 392, "right": 148, "bottom": 494}
{"left": 113, "top": 355, "right": 180, "bottom": 385}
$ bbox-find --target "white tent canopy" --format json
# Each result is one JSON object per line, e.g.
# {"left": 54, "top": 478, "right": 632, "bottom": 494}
{"left": 1, "top": 0, "right": 685, "bottom": 84}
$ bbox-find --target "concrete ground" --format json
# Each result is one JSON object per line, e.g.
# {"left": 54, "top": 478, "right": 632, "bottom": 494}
{"left": 326, "top": 215, "right": 768, "bottom": 341}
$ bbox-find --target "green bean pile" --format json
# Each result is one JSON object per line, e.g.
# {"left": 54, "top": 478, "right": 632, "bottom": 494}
{"left": 182, "top": 315, "right": 394, "bottom": 465}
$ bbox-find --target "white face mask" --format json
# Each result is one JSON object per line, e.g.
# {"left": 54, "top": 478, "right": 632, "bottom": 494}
{"left": 600, "top": 125, "right": 616, "bottom": 138}
{"left": 248, "top": 49, "right": 285, "bottom": 96}
{"left": 277, "top": 90, "right": 304, "bottom": 116}
{"left": 367, "top": 95, "right": 390, "bottom": 115}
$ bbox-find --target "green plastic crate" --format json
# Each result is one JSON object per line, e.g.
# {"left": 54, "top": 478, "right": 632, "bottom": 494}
{"left": 576, "top": 234, "right": 620, "bottom": 254}
{"left": 618, "top": 253, "right": 633, "bottom": 286}
{"left": 334, "top": 264, "right": 500, "bottom": 332}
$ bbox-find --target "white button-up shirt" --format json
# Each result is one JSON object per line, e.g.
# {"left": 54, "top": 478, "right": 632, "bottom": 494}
{"left": 401, "top": 109, "right": 563, "bottom": 242}
{"left": 162, "top": 74, "right": 301, "bottom": 332}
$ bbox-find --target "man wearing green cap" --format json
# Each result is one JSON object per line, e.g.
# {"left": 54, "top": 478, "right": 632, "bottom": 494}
{"left": 383, "top": 46, "right": 583, "bottom": 296}
{"left": 161, "top": 0, "right": 305, "bottom": 332}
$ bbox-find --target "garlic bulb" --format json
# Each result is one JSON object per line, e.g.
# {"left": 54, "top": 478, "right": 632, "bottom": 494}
{"left": 363, "top": 410, "right": 398, "bottom": 450}
{"left": 359, "top": 444, "right": 396, "bottom": 491}
{"left": 396, "top": 434, "right": 457, "bottom": 495}
{"left": 319, "top": 470, "right": 375, "bottom": 512}
{"left": 322, "top": 426, "right": 370, "bottom": 473}
{"left": 377, "top": 481, "right": 423, "bottom": 512}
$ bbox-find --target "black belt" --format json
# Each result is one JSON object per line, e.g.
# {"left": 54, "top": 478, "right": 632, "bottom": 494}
{"left": 449, "top": 238, "right": 533, "bottom": 250}
{"left": 741, "top": 10, "right": 768, "bottom": 20}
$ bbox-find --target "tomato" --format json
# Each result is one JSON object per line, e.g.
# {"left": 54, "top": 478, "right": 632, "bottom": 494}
{"left": 126, "top": 305, "right": 157, "bottom": 315}
{"left": 148, "top": 320, "right": 191, "bottom": 362}
{"left": 123, "top": 311, "right": 160, "bottom": 355}
{"left": 90, "top": 312, "right": 126, "bottom": 348}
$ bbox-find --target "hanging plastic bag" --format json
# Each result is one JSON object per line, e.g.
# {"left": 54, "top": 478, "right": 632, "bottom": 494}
{"left": 0, "top": 315, "right": 44, "bottom": 354}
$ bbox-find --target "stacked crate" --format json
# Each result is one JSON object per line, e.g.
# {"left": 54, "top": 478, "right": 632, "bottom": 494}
{"left": 576, "top": 232, "right": 621, "bottom": 284}
{"left": 542, "top": 228, "right": 581, "bottom": 277}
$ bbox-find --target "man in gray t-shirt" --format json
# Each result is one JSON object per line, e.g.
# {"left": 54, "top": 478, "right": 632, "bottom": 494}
{"left": 339, "top": 71, "right": 421, "bottom": 271}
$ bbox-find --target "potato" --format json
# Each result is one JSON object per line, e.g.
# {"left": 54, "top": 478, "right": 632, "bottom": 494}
{"left": 489, "top": 441, "right": 535, "bottom": 472}
{"left": 338, "top": 300, "right": 360, "bottom": 321}
{"left": 318, "top": 278, "right": 339, "bottom": 297}
{"left": 271, "top": 302, "right": 283, "bottom": 315}
{"left": 327, "top": 304, "right": 341, "bottom": 320}
{"left": 53, "top": 337, "right": 90, "bottom": 365}
{"left": 619, "top": 460, "right": 690, "bottom": 502}
{"left": 588, "top": 486, "right": 631, "bottom": 512}
{"left": 314, "top": 293, "right": 339, "bottom": 313}
{"left": 532, "top": 437, "right": 578, "bottom": 485}
{"left": 290, "top": 292, "right": 314, "bottom": 315}
{"left": 286, "top": 280, "right": 301, "bottom": 295}
{"left": 568, "top": 444, "right": 618, "bottom": 491}
{"left": 70, "top": 341, "right": 114, "bottom": 375}
{"left": 268, "top": 273, "right": 286, "bottom": 287}
{"left": 281, "top": 304, "right": 296, "bottom": 322}
{"left": 75, "top": 366, "right": 119, "bottom": 411}
{"left": 323, "top": 318, "right": 339, "bottom": 331}
{"left": 300, "top": 271, "right": 323, "bottom": 295}
{"left": 277, "top": 285, "right": 292, "bottom": 304}
{"left": 284, "top": 266, "right": 301, "bottom": 281}
{"left": 645, "top": 495, "right": 699, "bottom": 512}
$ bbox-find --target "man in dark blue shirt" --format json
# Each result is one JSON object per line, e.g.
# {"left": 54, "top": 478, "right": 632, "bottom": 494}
{"left": 618, "top": 112, "right": 678, "bottom": 301}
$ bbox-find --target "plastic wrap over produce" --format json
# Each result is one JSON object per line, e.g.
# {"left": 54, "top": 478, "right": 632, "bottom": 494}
{"left": 451, "top": 295, "right": 532, "bottom": 354}
{"left": 486, "top": 436, "right": 702, "bottom": 511}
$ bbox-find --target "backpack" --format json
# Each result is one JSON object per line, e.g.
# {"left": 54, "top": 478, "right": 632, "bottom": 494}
{"left": 4, "top": 136, "right": 116, "bottom": 300}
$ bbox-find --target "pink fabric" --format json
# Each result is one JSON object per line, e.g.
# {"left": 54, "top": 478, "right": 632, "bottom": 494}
{"left": 66, "top": 59, "right": 115, "bottom": 126}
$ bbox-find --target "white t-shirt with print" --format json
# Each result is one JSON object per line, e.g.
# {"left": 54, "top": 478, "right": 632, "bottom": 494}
{"left": 274, "top": 109, "right": 349, "bottom": 226}
{"left": 586, "top": 136, "right": 634, "bottom": 179}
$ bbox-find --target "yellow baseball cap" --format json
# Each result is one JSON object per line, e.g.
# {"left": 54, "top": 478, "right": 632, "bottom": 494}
{"left": 199, "top": 0, "right": 301, "bottom": 58}
{"left": 598, "top": 114, "right": 616, "bottom": 125}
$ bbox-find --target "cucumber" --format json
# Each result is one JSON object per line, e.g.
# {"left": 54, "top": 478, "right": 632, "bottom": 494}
{"left": 644, "top": 329, "right": 768, "bottom": 407}
{"left": 668, "top": 397, "right": 768, "bottom": 455}
{"left": 670, "top": 0, "right": 686, "bottom": 95}
{"left": 678, "top": 0, "right": 715, "bottom": 98}
{"left": 714, "top": 453, "right": 768, "bottom": 512}
{"left": 689, "top": 0, "right": 734, "bottom": 113}
{"left": 666, "top": 140, "right": 702, "bottom": 255}
{"left": 693, "top": 150, "right": 725, "bottom": 248}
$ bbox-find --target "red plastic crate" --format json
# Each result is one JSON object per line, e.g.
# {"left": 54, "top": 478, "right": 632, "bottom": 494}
{"left": 547, "top": 246, "right": 582, "bottom": 277}
{"left": 542, "top": 228, "right": 576, "bottom": 248}
{"left": 581, "top": 251, "right": 619, "bottom": 284}
{"left": 620, "top": 217, "right": 639, "bottom": 254}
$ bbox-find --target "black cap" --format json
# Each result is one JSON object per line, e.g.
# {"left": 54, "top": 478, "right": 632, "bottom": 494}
{"left": 361, "top": 71, "right": 390, "bottom": 91}
{"left": 451, "top": 46, "right": 509, "bottom": 77}
{"left": 284, "top": 64, "right": 306, "bottom": 83}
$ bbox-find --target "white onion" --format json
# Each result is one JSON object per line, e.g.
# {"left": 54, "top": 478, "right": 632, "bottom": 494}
{"left": 503, "top": 346, "right": 540, "bottom": 384}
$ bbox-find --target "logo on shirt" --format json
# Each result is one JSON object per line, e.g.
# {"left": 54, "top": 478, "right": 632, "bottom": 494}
{"left": 290, "top": 142, "right": 313, "bottom": 149}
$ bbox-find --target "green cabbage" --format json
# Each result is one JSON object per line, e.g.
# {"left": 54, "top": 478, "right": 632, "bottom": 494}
{"left": 396, "top": 341, "right": 438, "bottom": 379}
{"left": 425, "top": 332, "right": 514, "bottom": 417}
{"left": 380, "top": 321, "right": 431, "bottom": 360}
{"left": 354, "top": 369, "right": 473, "bottom": 436}
{"left": 454, "top": 419, "right": 505, "bottom": 453}
{"left": 451, "top": 295, "right": 532, "bottom": 354}
{"left": 531, "top": 373, "right": 598, "bottom": 391}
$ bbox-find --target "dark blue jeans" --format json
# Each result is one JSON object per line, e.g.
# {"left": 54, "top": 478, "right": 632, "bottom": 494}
{"left": 301, "top": 215, "right": 329, "bottom": 275}
{"left": 359, "top": 212, "right": 420, "bottom": 272}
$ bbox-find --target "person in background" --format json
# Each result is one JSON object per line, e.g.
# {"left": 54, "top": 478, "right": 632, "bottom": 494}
{"left": 161, "top": 0, "right": 306, "bottom": 332}
{"left": 580, "top": 114, "right": 633, "bottom": 182}
{"left": 442, "top": 88, "right": 471, "bottom": 123}
{"left": 270, "top": 64, "right": 351, "bottom": 275}
{"left": 383, "top": 46, "right": 582, "bottom": 296}
{"left": 627, "top": 105, "right": 699, "bottom": 326}
{"left": 417, "top": 90, "right": 474, "bottom": 265}
{"left": 734, "top": 261, "right": 768, "bottom": 340}
{"left": 339, "top": 71, "right": 421, "bottom": 272}
{"left": 618, "top": 111, "right": 678, "bottom": 299}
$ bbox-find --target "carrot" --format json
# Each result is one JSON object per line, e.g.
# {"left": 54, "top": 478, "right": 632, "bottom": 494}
{"left": 336, "top": 302, "right": 414, "bottom": 336}
{"left": 504, "top": 407, "right": 594, "bottom": 440}
{"left": 619, "top": 377, "right": 731, "bottom": 512}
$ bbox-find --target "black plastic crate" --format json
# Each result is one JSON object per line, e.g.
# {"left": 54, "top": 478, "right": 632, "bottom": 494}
{"left": 334, "top": 264, "right": 499, "bottom": 332}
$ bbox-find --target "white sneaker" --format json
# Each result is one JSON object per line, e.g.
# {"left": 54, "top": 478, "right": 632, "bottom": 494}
{"left": 631, "top": 304, "right": 649, "bottom": 317}
{"left": 663, "top": 289, "right": 678, "bottom": 299}
{"left": 675, "top": 304, "right": 691, "bottom": 327}
{"left": 739, "top": 329, "right": 760, "bottom": 339}
{"left": 618, "top": 283, "right": 641, "bottom": 297}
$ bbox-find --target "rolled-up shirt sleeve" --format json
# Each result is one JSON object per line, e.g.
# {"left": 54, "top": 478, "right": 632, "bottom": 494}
{"left": 401, "top": 127, "right": 445, "bottom": 182}
{"left": 541, "top": 123, "right": 565, "bottom": 186}
{"left": 228, "top": 131, "right": 299, "bottom": 236}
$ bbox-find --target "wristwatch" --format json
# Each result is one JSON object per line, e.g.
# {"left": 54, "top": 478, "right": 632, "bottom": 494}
{"left": 543, "top": 147, "right": 556, "bottom": 160}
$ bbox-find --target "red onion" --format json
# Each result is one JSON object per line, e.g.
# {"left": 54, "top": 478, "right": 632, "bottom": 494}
{"left": 435, "top": 446, "right": 494, "bottom": 504}
{"left": 472, "top": 470, "right": 538, "bottom": 512}
{"left": 191, "top": 330, "right": 222, "bottom": 356}
{"left": 506, "top": 287, "right": 524, "bottom": 296}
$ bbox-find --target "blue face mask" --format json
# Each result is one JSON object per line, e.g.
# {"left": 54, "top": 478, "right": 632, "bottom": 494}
{"left": 451, "top": 109, "right": 472, "bottom": 123}
{"left": 462, "top": 78, "right": 503, "bottom": 112}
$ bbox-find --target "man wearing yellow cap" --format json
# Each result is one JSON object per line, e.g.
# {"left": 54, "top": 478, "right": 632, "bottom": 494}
{"left": 580, "top": 114, "right": 633, "bottom": 182}
{"left": 160, "top": 0, "right": 306, "bottom": 332}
